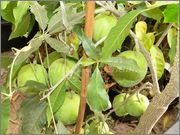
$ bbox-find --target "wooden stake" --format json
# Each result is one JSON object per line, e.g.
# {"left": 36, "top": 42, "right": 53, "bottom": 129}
{"left": 75, "top": 1, "right": 95, "bottom": 134}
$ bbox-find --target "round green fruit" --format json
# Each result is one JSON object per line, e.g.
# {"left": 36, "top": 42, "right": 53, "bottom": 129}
{"left": 55, "top": 92, "right": 80, "bottom": 125}
{"left": 43, "top": 51, "right": 61, "bottom": 68}
{"left": 113, "top": 93, "right": 129, "bottom": 117}
{"left": 49, "top": 58, "right": 79, "bottom": 85}
{"left": 93, "top": 12, "right": 117, "bottom": 42}
{"left": 112, "top": 51, "right": 148, "bottom": 87}
{"left": 17, "top": 64, "right": 48, "bottom": 87}
{"left": 88, "top": 119, "right": 109, "bottom": 134}
{"left": 125, "top": 93, "right": 149, "bottom": 117}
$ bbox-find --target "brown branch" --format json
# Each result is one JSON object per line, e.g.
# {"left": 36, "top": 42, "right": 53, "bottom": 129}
{"left": 75, "top": 1, "right": 95, "bottom": 134}
{"left": 132, "top": 30, "right": 179, "bottom": 134}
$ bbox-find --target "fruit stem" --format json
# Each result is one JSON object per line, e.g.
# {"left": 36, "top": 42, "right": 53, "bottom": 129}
{"left": 75, "top": 1, "right": 95, "bottom": 134}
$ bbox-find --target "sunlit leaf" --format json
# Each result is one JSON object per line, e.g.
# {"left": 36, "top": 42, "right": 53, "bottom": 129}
{"left": 87, "top": 67, "right": 111, "bottom": 112}
{"left": 1, "top": 1, "right": 10, "bottom": 10}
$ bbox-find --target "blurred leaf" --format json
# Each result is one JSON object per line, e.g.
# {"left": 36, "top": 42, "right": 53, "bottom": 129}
{"left": 1, "top": 1, "right": 10, "bottom": 10}
{"left": 19, "top": 80, "right": 48, "bottom": 93}
{"left": 56, "top": 120, "right": 69, "bottom": 134}
{"left": 0, "top": 99, "right": 10, "bottom": 134}
{"left": 30, "top": 1, "right": 48, "bottom": 31}
{"left": 141, "top": 33, "right": 155, "bottom": 51}
{"left": 142, "top": 8, "right": 163, "bottom": 22}
{"left": 147, "top": 1, "right": 179, "bottom": 8}
{"left": 45, "top": 37, "right": 70, "bottom": 54}
{"left": 46, "top": 82, "right": 66, "bottom": 126}
{"left": 163, "top": 4, "right": 179, "bottom": 23}
{"left": 9, "top": 12, "right": 31, "bottom": 40}
{"left": 102, "top": 9, "right": 144, "bottom": 58}
{"left": 19, "top": 95, "right": 47, "bottom": 134}
{"left": 150, "top": 46, "right": 165, "bottom": 79}
{"left": 1, "top": 2, "right": 17, "bottom": 23}
{"left": 13, "top": 1, "right": 30, "bottom": 31}
{"left": 168, "top": 28, "right": 177, "bottom": 64}
{"left": 81, "top": 58, "right": 96, "bottom": 67}
{"left": 67, "top": 77, "right": 81, "bottom": 94}
{"left": 1, "top": 56, "right": 13, "bottom": 69}
{"left": 87, "top": 67, "right": 111, "bottom": 112}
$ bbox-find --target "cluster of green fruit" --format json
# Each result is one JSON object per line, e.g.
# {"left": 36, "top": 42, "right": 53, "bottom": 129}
{"left": 113, "top": 93, "right": 149, "bottom": 117}
{"left": 17, "top": 52, "right": 80, "bottom": 125}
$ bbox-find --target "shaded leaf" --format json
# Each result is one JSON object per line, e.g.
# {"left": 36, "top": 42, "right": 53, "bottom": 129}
{"left": 19, "top": 95, "right": 47, "bottom": 134}
{"left": 81, "top": 58, "right": 96, "bottom": 67}
{"left": 46, "top": 82, "right": 66, "bottom": 126}
{"left": 0, "top": 99, "right": 10, "bottom": 134}
{"left": 168, "top": 28, "right": 177, "bottom": 64}
{"left": 45, "top": 37, "right": 70, "bottom": 54}
{"left": 102, "top": 9, "right": 144, "bottom": 58}
{"left": 9, "top": 12, "right": 31, "bottom": 40}
{"left": 87, "top": 67, "right": 111, "bottom": 112}
{"left": 56, "top": 120, "right": 69, "bottom": 134}
{"left": 142, "top": 8, "right": 163, "bottom": 22}
{"left": 1, "top": 56, "right": 13, "bottom": 69}
{"left": 150, "top": 46, "right": 165, "bottom": 79}
{"left": 30, "top": 1, "right": 48, "bottom": 31}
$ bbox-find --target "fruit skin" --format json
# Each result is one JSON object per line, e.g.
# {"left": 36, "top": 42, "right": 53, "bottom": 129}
{"left": 93, "top": 12, "right": 117, "bottom": 42}
{"left": 17, "top": 64, "right": 48, "bottom": 87}
{"left": 49, "top": 58, "right": 80, "bottom": 85}
{"left": 125, "top": 93, "right": 149, "bottom": 117}
{"left": 112, "top": 51, "right": 148, "bottom": 87}
{"left": 113, "top": 93, "right": 129, "bottom": 117}
{"left": 55, "top": 92, "right": 80, "bottom": 125}
{"left": 88, "top": 119, "right": 109, "bottom": 134}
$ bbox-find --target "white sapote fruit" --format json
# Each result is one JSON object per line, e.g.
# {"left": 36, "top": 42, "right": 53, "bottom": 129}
{"left": 55, "top": 92, "right": 80, "bottom": 125}
{"left": 112, "top": 51, "right": 148, "bottom": 87}
{"left": 113, "top": 93, "right": 129, "bottom": 117}
{"left": 17, "top": 64, "right": 48, "bottom": 87}
{"left": 93, "top": 12, "right": 117, "bottom": 42}
{"left": 49, "top": 58, "right": 80, "bottom": 85}
{"left": 88, "top": 119, "right": 109, "bottom": 134}
{"left": 125, "top": 93, "right": 149, "bottom": 117}
{"left": 43, "top": 51, "right": 61, "bottom": 68}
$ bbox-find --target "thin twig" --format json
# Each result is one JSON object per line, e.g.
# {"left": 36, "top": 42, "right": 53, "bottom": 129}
{"left": 130, "top": 30, "right": 160, "bottom": 95}
{"left": 40, "top": 58, "right": 82, "bottom": 100}
{"left": 155, "top": 23, "right": 173, "bottom": 47}
{"left": 105, "top": 82, "right": 152, "bottom": 119}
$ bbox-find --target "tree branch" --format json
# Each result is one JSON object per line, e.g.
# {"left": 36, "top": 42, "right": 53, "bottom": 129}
{"left": 133, "top": 29, "right": 179, "bottom": 134}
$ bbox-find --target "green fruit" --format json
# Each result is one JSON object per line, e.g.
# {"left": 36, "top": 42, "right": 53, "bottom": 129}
{"left": 88, "top": 119, "right": 109, "bottom": 134}
{"left": 55, "top": 92, "right": 80, "bottom": 125}
{"left": 17, "top": 64, "right": 48, "bottom": 87}
{"left": 125, "top": 93, "right": 149, "bottom": 117}
{"left": 93, "top": 12, "right": 117, "bottom": 42}
{"left": 43, "top": 51, "right": 61, "bottom": 68}
{"left": 49, "top": 58, "right": 79, "bottom": 85}
{"left": 112, "top": 51, "right": 148, "bottom": 87}
{"left": 113, "top": 93, "right": 129, "bottom": 117}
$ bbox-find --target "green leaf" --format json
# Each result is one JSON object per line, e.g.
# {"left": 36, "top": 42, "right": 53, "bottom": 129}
{"left": 19, "top": 80, "right": 48, "bottom": 93}
{"left": 56, "top": 120, "right": 69, "bottom": 134}
{"left": 30, "top": 1, "right": 48, "bottom": 31}
{"left": 67, "top": 77, "right": 81, "bottom": 94}
{"left": 142, "top": 8, "right": 163, "bottom": 22}
{"left": 87, "top": 67, "right": 111, "bottom": 112}
{"left": 150, "top": 46, "right": 165, "bottom": 79}
{"left": 168, "top": 28, "right": 177, "bottom": 64}
{"left": 19, "top": 95, "right": 47, "bottom": 134}
{"left": 1, "top": 55, "right": 13, "bottom": 69}
{"left": 13, "top": 1, "right": 30, "bottom": 31}
{"left": 81, "top": 58, "right": 96, "bottom": 67}
{"left": 46, "top": 82, "right": 66, "bottom": 126}
{"left": 163, "top": 4, "right": 179, "bottom": 23}
{"left": 45, "top": 37, "right": 70, "bottom": 54}
{"left": 1, "top": 1, "right": 10, "bottom": 10}
{"left": 1, "top": 2, "right": 17, "bottom": 23}
{"left": 0, "top": 99, "right": 10, "bottom": 134}
{"left": 80, "top": 34, "right": 100, "bottom": 60}
{"left": 102, "top": 9, "right": 144, "bottom": 58}
{"left": 141, "top": 33, "right": 155, "bottom": 51}
{"left": 9, "top": 12, "right": 31, "bottom": 40}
